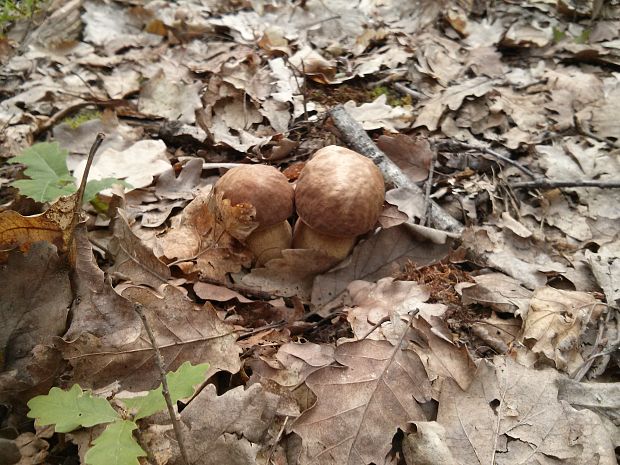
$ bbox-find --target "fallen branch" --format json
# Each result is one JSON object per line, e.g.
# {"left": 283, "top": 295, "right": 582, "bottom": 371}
{"left": 328, "top": 105, "right": 464, "bottom": 234}
{"left": 510, "top": 180, "right": 620, "bottom": 189}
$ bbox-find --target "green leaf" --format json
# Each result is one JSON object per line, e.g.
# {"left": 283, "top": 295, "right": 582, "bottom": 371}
{"left": 123, "top": 361, "right": 209, "bottom": 420}
{"left": 8, "top": 142, "right": 77, "bottom": 202}
{"left": 27, "top": 384, "right": 120, "bottom": 433}
{"left": 10, "top": 178, "right": 77, "bottom": 203}
{"left": 84, "top": 178, "right": 132, "bottom": 203}
{"left": 84, "top": 420, "right": 146, "bottom": 465}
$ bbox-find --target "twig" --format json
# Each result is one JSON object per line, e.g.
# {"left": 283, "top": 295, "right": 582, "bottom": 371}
{"left": 359, "top": 316, "right": 390, "bottom": 340}
{"left": 574, "top": 115, "right": 620, "bottom": 150}
{"left": 328, "top": 105, "right": 464, "bottom": 234}
{"left": 571, "top": 309, "right": 619, "bottom": 381}
{"left": 66, "top": 133, "right": 104, "bottom": 254}
{"left": 299, "top": 14, "right": 341, "bottom": 29}
{"left": 510, "top": 180, "right": 620, "bottom": 189}
{"left": 134, "top": 303, "right": 191, "bottom": 465}
{"left": 265, "top": 416, "right": 289, "bottom": 465}
{"left": 33, "top": 99, "right": 131, "bottom": 137}
{"left": 393, "top": 82, "right": 425, "bottom": 100}
{"left": 76, "top": 133, "right": 105, "bottom": 209}
{"left": 436, "top": 140, "right": 538, "bottom": 179}
{"left": 237, "top": 321, "right": 286, "bottom": 339}
{"left": 421, "top": 153, "right": 436, "bottom": 227}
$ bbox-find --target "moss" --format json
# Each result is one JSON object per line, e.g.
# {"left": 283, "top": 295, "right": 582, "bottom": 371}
{"left": 62, "top": 109, "right": 102, "bottom": 129}
{"left": 369, "top": 85, "right": 412, "bottom": 107}
{"left": 0, "top": 0, "right": 45, "bottom": 34}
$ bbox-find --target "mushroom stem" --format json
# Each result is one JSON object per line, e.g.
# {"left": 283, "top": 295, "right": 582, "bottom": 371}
{"left": 292, "top": 219, "right": 356, "bottom": 263}
{"left": 246, "top": 220, "right": 292, "bottom": 266}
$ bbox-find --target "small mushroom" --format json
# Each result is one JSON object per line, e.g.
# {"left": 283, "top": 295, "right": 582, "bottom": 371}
{"left": 213, "top": 164, "right": 294, "bottom": 265}
{"left": 293, "top": 145, "right": 385, "bottom": 262}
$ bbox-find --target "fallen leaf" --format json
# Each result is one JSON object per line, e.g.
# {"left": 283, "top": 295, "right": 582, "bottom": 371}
{"left": 376, "top": 134, "right": 433, "bottom": 183}
{"left": 73, "top": 140, "right": 171, "bottom": 192}
{"left": 343, "top": 95, "right": 413, "bottom": 132}
{"left": 293, "top": 339, "right": 432, "bottom": 465}
{"left": 437, "top": 356, "right": 616, "bottom": 464}
{"left": 520, "top": 287, "right": 605, "bottom": 373}
{"left": 311, "top": 225, "right": 451, "bottom": 306}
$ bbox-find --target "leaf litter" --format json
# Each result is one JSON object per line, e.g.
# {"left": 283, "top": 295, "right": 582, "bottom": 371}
{"left": 1, "top": 0, "right": 619, "bottom": 464}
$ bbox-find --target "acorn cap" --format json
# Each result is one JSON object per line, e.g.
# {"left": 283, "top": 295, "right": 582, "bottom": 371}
{"left": 214, "top": 164, "right": 294, "bottom": 228}
{"left": 294, "top": 146, "right": 385, "bottom": 237}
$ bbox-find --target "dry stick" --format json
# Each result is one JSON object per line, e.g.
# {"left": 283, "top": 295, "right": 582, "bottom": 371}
{"left": 421, "top": 152, "right": 436, "bottom": 227}
{"left": 393, "top": 82, "right": 425, "bottom": 100}
{"left": 574, "top": 115, "right": 620, "bottom": 150}
{"left": 572, "top": 309, "right": 620, "bottom": 381}
{"left": 436, "top": 140, "right": 538, "bottom": 179}
{"left": 134, "top": 303, "right": 191, "bottom": 465}
{"left": 328, "top": 105, "right": 464, "bottom": 234}
{"left": 66, "top": 133, "right": 105, "bottom": 254}
{"left": 265, "top": 416, "right": 289, "bottom": 465}
{"left": 511, "top": 180, "right": 620, "bottom": 189}
{"left": 359, "top": 316, "right": 390, "bottom": 341}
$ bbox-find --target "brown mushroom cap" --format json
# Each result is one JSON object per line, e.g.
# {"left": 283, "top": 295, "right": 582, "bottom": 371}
{"left": 215, "top": 164, "right": 294, "bottom": 227}
{"left": 295, "top": 146, "right": 385, "bottom": 237}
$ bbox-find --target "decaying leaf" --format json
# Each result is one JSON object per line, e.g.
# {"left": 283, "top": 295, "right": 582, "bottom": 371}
{"left": 312, "top": 225, "right": 451, "bottom": 306}
{"left": 0, "top": 193, "right": 79, "bottom": 254}
{"left": 519, "top": 287, "right": 605, "bottom": 373}
{"left": 436, "top": 356, "right": 616, "bottom": 464}
{"left": 0, "top": 242, "right": 70, "bottom": 386}
{"left": 293, "top": 339, "right": 432, "bottom": 465}
{"left": 174, "top": 384, "right": 281, "bottom": 465}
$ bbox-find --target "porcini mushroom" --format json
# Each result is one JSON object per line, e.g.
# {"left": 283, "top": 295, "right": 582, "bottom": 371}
{"left": 213, "top": 164, "right": 294, "bottom": 265}
{"left": 293, "top": 145, "right": 385, "bottom": 262}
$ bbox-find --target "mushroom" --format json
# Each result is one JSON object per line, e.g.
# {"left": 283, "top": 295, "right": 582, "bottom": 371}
{"left": 293, "top": 145, "right": 385, "bottom": 262}
{"left": 212, "top": 164, "right": 294, "bottom": 265}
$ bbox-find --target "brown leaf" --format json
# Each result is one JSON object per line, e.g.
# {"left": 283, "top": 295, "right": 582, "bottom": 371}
{"left": 311, "top": 225, "right": 451, "bottom": 306}
{"left": 239, "top": 248, "right": 337, "bottom": 300}
{"left": 437, "top": 356, "right": 616, "bottom": 464}
{"left": 0, "top": 194, "right": 78, "bottom": 254}
{"left": 345, "top": 278, "right": 447, "bottom": 342}
{"left": 58, "top": 284, "right": 241, "bottom": 391}
{"left": 519, "top": 287, "right": 605, "bottom": 373}
{"left": 157, "top": 187, "right": 252, "bottom": 281}
{"left": 292, "top": 340, "right": 432, "bottom": 465}
{"left": 457, "top": 272, "right": 532, "bottom": 316}
{"left": 175, "top": 384, "right": 281, "bottom": 465}
{"left": 108, "top": 208, "right": 171, "bottom": 288}
{"left": 411, "top": 316, "right": 476, "bottom": 391}
{"left": 377, "top": 134, "right": 432, "bottom": 183}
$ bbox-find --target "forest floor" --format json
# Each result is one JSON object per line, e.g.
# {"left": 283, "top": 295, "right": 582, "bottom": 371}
{"left": 1, "top": 0, "right": 619, "bottom": 464}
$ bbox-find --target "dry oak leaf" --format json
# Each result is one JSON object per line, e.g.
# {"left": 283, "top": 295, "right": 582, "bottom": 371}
{"left": 108, "top": 208, "right": 171, "bottom": 289}
{"left": 437, "top": 356, "right": 616, "bottom": 464}
{"left": 292, "top": 339, "right": 432, "bottom": 465}
{"left": 414, "top": 76, "right": 495, "bottom": 131}
{"left": 345, "top": 278, "right": 447, "bottom": 343}
{"left": 0, "top": 193, "right": 78, "bottom": 254}
{"left": 519, "top": 287, "right": 605, "bottom": 373}
{"left": 0, "top": 242, "right": 70, "bottom": 403}
{"left": 238, "top": 248, "right": 337, "bottom": 300}
{"left": 457, "top": 272, "right": 532, "bottom": 317}
{"left": 157, "top": 187, "right": 252, "bottom": 281}
{"left": 311, "top": 224, "right": 451, "bottom": 306}
{"left": 58, "top": 284, "right": 241, "bottom": 392}
{"left": 175, "top": 384, "right": 281, "bottom": 465}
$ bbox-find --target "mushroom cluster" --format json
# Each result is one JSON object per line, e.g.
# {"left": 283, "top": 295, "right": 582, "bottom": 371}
{"left": 209, "top": 145, "right": 385, "bottom": 268}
